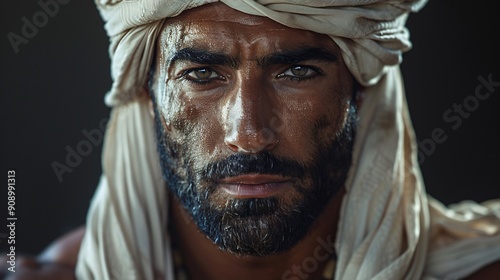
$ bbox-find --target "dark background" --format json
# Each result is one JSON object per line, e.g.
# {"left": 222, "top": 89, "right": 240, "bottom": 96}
{"left": 1, "top": 1, "right": 499, "bottom": 256}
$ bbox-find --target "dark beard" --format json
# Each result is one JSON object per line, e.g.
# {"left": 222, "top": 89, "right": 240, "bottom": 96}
{"left": 152, "top": 99, "right": 356, "bottom": 257}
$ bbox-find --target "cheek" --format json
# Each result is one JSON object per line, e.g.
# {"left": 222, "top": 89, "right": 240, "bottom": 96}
{"left": 316, "top": 99, "right": 351, "bottom": 147}
{"left": 159, "top": 84, "right": 223, "bottom": 159}
{"left": 313, "top": 70, "right": 353, "bottom": 141}
{"left": 275, "top": 86, "right": 351, "bottom": 162}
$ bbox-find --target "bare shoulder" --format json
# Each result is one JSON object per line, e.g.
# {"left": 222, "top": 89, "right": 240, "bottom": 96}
{"left": 38, "top": 225, "right": 86, "bottom": 266}
{"left": 462, "top": 260, "right": 500, "bottom": 280}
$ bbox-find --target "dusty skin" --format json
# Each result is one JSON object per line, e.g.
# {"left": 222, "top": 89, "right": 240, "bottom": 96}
{"left": 151, "top": 3, "right": 351, "bottom": 279}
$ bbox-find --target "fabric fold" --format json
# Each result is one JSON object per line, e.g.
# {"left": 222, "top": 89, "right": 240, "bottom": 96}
{"left": 77, "top": 98, "right": 172, "bottom": 279}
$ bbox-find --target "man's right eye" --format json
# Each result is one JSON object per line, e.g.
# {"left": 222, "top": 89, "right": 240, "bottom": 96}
{"left": 183, "top": 67, "right": 224, "bottom": 83}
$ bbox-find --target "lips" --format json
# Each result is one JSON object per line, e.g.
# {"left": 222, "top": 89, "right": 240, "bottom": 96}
{"left": 218, "top": 174, "right": 292, "bottom": 198}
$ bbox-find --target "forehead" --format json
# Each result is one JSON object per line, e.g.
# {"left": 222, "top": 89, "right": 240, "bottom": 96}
{"left": 158, "top": 2, "right": 340, "bottom": 57}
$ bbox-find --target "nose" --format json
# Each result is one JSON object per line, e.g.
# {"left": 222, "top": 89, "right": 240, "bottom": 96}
{"left": 223, "top": 78, "right": 279, "bottom": 154}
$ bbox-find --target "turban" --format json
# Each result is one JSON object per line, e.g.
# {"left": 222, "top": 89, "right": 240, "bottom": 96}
{"left": 76, "top": 1, "right": 500, "bottom": 279}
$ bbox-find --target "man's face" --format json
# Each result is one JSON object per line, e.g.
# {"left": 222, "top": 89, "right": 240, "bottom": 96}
{"left": 151, "top": 3, "right": 356, "bottom": 256}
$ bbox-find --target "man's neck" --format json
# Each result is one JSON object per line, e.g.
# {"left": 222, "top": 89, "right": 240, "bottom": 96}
{"left": 169, "top": 188, "right": 345, "bottom": 280}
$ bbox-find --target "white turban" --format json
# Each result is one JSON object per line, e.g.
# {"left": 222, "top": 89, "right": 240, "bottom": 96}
{"left": 76, "top": 1, "right": 500, "bottom": 279}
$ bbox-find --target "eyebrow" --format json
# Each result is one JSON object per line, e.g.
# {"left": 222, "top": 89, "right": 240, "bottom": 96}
{"left": 258, "top": 47, "right": 338, "bottom": 67}
{"left": 169, "top": 48, "right": 239, "bottom": 68}
{"left": 169, "top": 47, "right": 338, "bottom": 68}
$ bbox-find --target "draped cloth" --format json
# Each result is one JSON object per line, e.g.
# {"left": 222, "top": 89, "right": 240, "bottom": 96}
{"left": 76, "top": 1, "right": 500, "bottom": 279}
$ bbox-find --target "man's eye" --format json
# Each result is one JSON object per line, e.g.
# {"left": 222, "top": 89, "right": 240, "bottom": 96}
{"left": 185, "top": 68, "right": 221, "bottom": 81}
{"left": 278, "top": 66, "right": 318, "bottom": 80}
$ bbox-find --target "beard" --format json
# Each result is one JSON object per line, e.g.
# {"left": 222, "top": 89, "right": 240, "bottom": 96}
{"left": 152, "top": 99, "right": 357, "bottom": 257}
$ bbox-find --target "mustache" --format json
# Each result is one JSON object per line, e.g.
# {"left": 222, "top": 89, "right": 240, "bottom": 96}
{"left": 200, "top": 151, "right": 307, "bottom": 182}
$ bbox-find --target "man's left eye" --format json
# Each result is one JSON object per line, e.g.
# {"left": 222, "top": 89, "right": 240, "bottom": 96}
{"left": 278, "top": 66, "right": 318, "bottom": 79}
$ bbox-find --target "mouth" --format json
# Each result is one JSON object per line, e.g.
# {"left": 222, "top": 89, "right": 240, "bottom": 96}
{"left": 218, "top": 174, "right": 292, "bottom": 198}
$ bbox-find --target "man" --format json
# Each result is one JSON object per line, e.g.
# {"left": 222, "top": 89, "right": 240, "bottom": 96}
{"left": 2, "top": 1, "right": 500, "bottom": 279}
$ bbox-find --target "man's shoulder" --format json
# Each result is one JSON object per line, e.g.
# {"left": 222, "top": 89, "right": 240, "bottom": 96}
{"left": 461, "top": 260, "right": 500, "bottom": 280}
